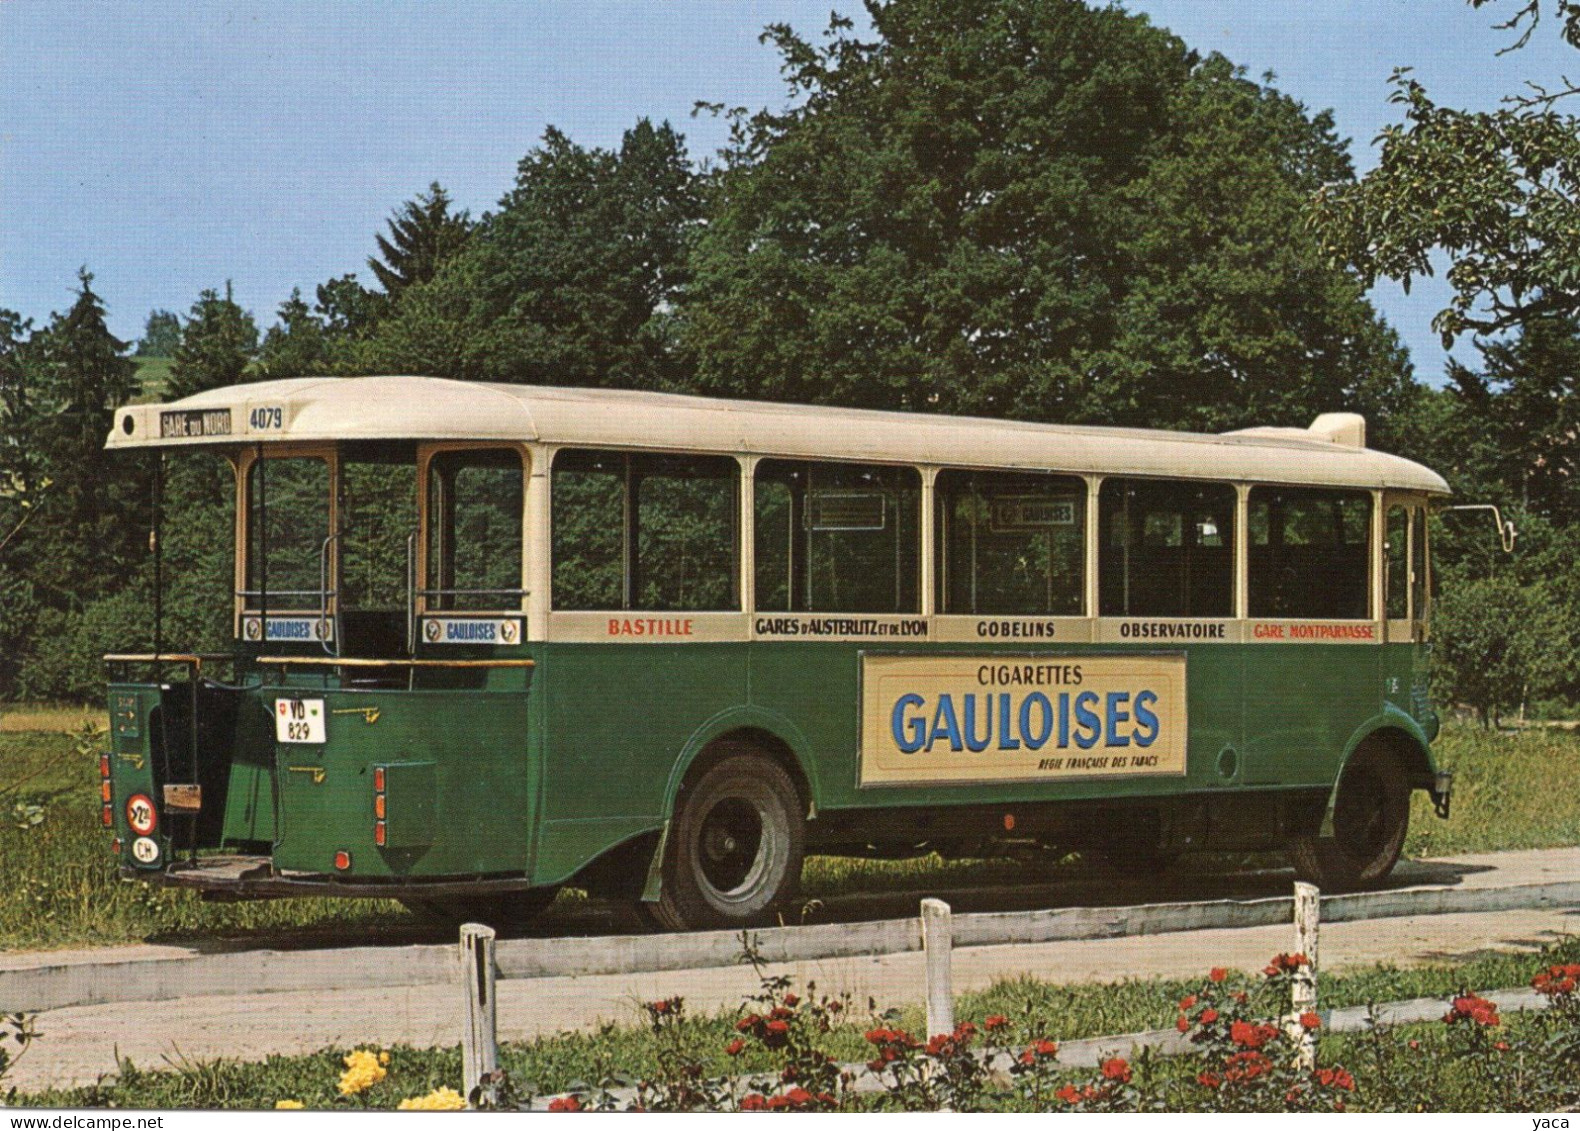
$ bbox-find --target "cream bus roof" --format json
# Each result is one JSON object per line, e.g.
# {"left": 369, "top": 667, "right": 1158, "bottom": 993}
{"left": 107, "top": 375, "right": 1449, "bottom": 494}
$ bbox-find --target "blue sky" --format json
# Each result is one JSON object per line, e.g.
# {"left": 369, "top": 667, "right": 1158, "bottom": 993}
{"left": 1, "top": 1, "right": 1572, "bottom": 385}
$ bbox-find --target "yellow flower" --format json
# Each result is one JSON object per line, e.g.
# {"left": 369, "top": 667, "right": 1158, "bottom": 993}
{"left": 379, "top": 1051, "right": 391, "bottom": 1066}
{"left": 337, "top": 1048, "right": 389, "bottom": 1096}
{"left": 397, "top": 1087, "right": 466, "bottom": 1111}
{"left": 274, "top": 1100, "right": 304, "bottom": 1110}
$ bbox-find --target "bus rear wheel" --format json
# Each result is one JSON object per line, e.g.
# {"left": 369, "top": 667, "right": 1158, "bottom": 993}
{"left": 647, "top": 754, "right": 804, "bottom": 932}
{"left": 1290, "top": 747, "right": 1409, "bottom": 891}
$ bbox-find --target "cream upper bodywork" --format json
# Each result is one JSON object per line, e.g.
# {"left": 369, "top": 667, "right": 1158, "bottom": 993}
{"left": 107, "top": 375, "right": 1449, "bottom": 494}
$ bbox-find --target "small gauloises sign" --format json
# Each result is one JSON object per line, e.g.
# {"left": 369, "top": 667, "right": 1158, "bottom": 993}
{"left": 859, "top": 653, "right": 1187, "bottom": 786}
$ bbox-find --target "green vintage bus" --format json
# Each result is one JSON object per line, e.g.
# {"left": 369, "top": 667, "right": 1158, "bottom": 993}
{"left": 101, "top": 377, "right": 1451, "bottom": 930}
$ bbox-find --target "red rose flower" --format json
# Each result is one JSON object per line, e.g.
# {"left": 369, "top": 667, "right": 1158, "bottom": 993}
{"left": 547, "top": 1096, "right": 582, "bottom": 1112}
{"left": 1299, "top": 1011, "right": 1321, "bottom": 1030}
{"left": 1101, "top": 1057, "right": 1131, "bottom": 1083}
{"left": 1180, "top": 995, "right": 1197, "bottom": 1010}
{"left": 1200, "top": 1008, "right": 1219, "bottom": 1024}
{"left": 781, "top": 993, "right": 799, "bottom": 1007}
{"left": 725, "top": 1038, "right": 745, "bottom": 1057}
{"left": 984, "top": 1014, "right": 1009, "bottom": 1032}
{"left": 1209, "top": 967, "right": 1229, "bottom": 983}
{"left": 739, "top": 1094, "right": 767, "bottom": 1112}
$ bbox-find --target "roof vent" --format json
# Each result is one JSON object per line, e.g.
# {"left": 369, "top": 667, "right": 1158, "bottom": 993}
{"left": 1308, "top": 413, "right": 1366, "bottom": 449}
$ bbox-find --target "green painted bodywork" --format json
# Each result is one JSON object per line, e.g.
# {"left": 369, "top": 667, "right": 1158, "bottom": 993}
{"left": 105, "top": 636, "right": 1438, "bottom": 888}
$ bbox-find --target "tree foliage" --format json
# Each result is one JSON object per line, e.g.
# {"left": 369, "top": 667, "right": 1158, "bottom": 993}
{"left": 135, "top": 309, "right": 182, "bottom": 357}
{"left": 1312, "top": 0, "right": 1580, "bottom": 347}
{"left": 368, "top": 182, "right": 474, "bottom": 296}
{"left": 363, "top": 120, "right": 702, "bottom": 388}
{"left": 680, "top": 0, "right": 1413, "bottom": 432}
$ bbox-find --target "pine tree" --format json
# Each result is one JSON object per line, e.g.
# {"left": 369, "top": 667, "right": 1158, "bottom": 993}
{"left": 368, "top": 182, "right": 474, "bottom": 296}
{"left": 26, "top": 270, "right": 144, "bottom": 612}
{"left": 254, "top": 288, "right": 328, "bottom": 380}
{"left": 168, "top": 283, "right": 259, "bottom": 400}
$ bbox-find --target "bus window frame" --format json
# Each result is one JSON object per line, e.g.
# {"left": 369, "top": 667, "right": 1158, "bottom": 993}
{"left": 930, "top": 466, "right": 1092, "bottom": 640}
{"left": 1093, "top": 473, "right": 1241, "bottom": 623}
{"left": 1243, "top": 484, "right": 1374, "bottom": 622}
{"left": 1382, "top": 491, "right": 1432, "bottom": 644}
{"left": 544, "top": 446, "right": 751, "bottom": 638}
{"left": 234, "top": 443, "right": 340, "bottom": 630}
{"left": 416, "top": 442, "right": 531, "bottom": 617}
{"left": 751, "top": 455, "right": 924, "bottom": 617}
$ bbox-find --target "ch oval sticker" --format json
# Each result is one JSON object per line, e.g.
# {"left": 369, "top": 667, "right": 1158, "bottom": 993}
{"left": 131, "top": 837, "right": 160, "bottom": 864}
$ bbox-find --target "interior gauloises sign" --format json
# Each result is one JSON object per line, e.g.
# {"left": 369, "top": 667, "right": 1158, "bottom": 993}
{"left": 859, "top": 653, "right": 1187, "bottom": 786}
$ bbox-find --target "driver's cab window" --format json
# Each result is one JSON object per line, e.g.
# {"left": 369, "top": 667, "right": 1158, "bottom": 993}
{"left": 425, "top": 449, "right": 526, "bottom": 611}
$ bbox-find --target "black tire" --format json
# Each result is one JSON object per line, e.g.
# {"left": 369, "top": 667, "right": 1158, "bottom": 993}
{"left": 647, "top": 753, "right": 804, "bottom": 932}
{"left": 402, "top": 887, "right": 559, "bottom": 933}
{"left": 1290, "top": 746, "right": 1410, "bottom": 891}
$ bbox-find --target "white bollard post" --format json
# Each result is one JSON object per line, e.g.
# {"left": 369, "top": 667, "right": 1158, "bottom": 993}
{"left": 1291, "top": 882, "right": 1320, "bottom": 1071}
{"left": 460, "top": 922, "right": 500, "bottom": 1107}
{"left": 921, "top": 898, "right": 954, "bottom": 1038}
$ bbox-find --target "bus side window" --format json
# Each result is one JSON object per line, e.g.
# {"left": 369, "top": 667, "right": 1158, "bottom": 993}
{"left": 1247, "top": 487, "right": 1371, "bottom": 619}
{"left": 245, "top": 455, "right": 330, "bottom": 605}
{"left": 935, "top": 470, "right": 1085, "bottom": 615}
{"left": 1098, "top": 479, "right": 1235, "bottom": 618}
{"left": 754, "top": 460, "right": 921, "bottom": 614}
{"left": 551, "top": 449, "right": 739, "bottom": 612}
{"left": 1385, "top": 505, "right": 1409, "bottom": 620}
{"left": 426, "top": 449, "right": 524, "bottom": 611}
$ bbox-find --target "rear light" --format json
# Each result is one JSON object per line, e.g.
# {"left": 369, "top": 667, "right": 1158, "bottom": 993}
{"left": 100, "top": 754, "right": 111, "bottom": 778}
{"left": 373, "top": 766, "right": 387, "bottom": 848}
{"left": 334, "top": 850, "right": 352, "bottom": 871}
{"left": 101, "top": 805, "right": 113, "bottom": 827}
{"left": 100, "top": 780, "right": 112, "bottom": 803}
{"left": 112, "top": 838, "right": 122, "bottom": 854}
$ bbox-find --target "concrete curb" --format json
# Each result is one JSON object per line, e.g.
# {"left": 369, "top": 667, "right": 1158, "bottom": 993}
{"left": 3, "top": 879, "right": 1577, "bottom": 1013}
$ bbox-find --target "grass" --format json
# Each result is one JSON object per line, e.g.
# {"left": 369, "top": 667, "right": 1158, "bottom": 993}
{"left": 12, "top": 934, "right": 1578, "bottom": 1110}
{"left": 1405, "top": 723, "right": 1580, "bottom": 857}
{"left": 0, "top": 719, "right": 1575, "bottom": 952}
{"left": 0, "top": 704, "right": 100, "bottom": 733}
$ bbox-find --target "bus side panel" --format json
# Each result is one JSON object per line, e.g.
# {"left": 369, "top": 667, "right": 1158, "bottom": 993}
{"left": 1241, "top": 644, "right": 1382, "bottom": 787}
{"left": 533, "top": 643, "right": 749, "bottom": 885}
{"left": 270, "top": 688, "right": 530, "bottom": 878}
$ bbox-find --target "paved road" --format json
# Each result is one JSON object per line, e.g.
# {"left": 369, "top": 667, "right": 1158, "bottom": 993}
{"left": 5, "top": 846, "right": 1578, "bottom": 1093}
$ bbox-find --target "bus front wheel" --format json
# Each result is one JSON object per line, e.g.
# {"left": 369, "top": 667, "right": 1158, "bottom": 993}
{"left": 648, "top": 754, "right": 804, "bottom": 932}
{"left": 1290, "top": 747, "right": 1410, "bottom": 891}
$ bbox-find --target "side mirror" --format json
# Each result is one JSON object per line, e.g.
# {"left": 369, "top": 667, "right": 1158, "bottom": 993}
{"left": 1439, "top": 504, "right": 1517, "bottom": 554}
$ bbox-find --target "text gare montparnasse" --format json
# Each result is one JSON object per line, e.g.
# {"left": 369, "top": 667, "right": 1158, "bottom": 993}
{"left": 888, "top": 662, "right": 1162, "bottom": 755}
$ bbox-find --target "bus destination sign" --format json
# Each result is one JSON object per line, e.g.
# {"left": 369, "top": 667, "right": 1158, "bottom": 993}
{"left": 159, "top": 408, "right": 232, "bottom": 439}
{"left": 860, "top": 653, "right": 1187, "bottom": 786}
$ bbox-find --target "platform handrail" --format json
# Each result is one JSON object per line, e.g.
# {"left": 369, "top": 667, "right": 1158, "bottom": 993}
{"left": 103, "top": 652, "right": 236, "bottom": 675}
{"left": 256, "top": 655, "right": 535, "bottom": 669}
